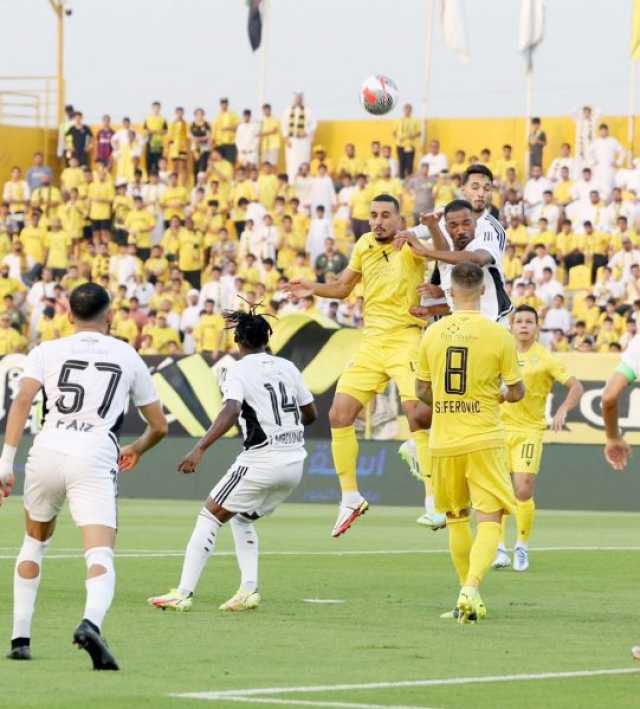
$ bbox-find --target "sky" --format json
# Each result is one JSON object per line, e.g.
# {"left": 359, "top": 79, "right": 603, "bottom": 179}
{"left": 0, "top": 0, "right": 633, "bottom": 125}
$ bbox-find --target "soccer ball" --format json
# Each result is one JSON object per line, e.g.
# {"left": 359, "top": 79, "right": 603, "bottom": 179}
{"left": 359, "top": 74, "right": 399, "bottom": 116}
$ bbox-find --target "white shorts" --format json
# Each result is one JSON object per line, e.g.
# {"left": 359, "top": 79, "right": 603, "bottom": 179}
{"left": 23, "top": 446, "right": 119, "bottom": 528}
{"left": 209, "top": 452, "right": 305, "bottom": 518}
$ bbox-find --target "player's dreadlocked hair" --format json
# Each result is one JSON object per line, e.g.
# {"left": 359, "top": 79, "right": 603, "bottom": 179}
{"left": 224, "top": 304, "right": 273, "bottom": 350}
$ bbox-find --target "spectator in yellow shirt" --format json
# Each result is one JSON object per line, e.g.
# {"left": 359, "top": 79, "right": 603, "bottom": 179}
{"left": 147, "top": 312, "right": 180, "bottom": 354}
{"left": 125, "top": 195, "right": 156, "bottom": 261}
{"left": 19, "top": 210, "right": 47, "bottom": 267}
{"left": 599, "top": 299, "right": 626, "bottom": 337}
{"left": 450, "top": 149, "right": 469, "bottom": 177}
{"left": 596, "top": 317, "right": 620, "bottom": 352}
{"left": 364, "top": 141, "right": 388, "bottom": 181}
{"left": 112, "top": 306, "right": 139, "bottom": 346}
{"left": 0, "top": 313, "right": 26, "bottom": 354}
{"left": 553, "top": 166, "right": 574, "bottom": 206}
{"left": 177, "top": 218, "right": 204, "bottom": 289}
{"left": 88, "top": 163, "right": 115, "bottom": 243}
{"left": 506, "top": 214, "right": 530, "bottom": 257}
{"left": 31, "top": 173, "right": 61, "bottom": 220}
{"left": 36, "top": 305, "right": 59, "bottom": 342}
{"left": 373, "top": 167, "right": 403, "bottom": 201}
{"left": 213, "top": 97, "right": 240, "bottom": 165}
{"left": 310, "top": 145, "right": 335, "bottom": 177}
{"left": 160, "top": 172, "right": 188, "bottom": 227}
{"left": 60, "top": 155, "right": 84, "bottom": 193}
{"left": 503, "top": 244, "right": 523, "bottom": 281}
{"left": 258, "top": 103, "right": 281, "bottom": 166}
{"left": 494, "top": 144, "right": 517, "bottom": 182}
{"left": 193, "top": 300, "right": 226, "bottom": 356}
{"left": 144, "top": 244, "right": 170, "bottom": 283}
{"left": 432, "top": 171, "right": 456, "bottom": 208}
{"left": 393, "top": 103, "right": 421, "bottom": 179}
{"left": 167, "top": 106, "right": 189, "bottom": 185}
{"left": 138, "top": 333, "right": 158, "bottom": 355}
{"left": 337, "top": 143, "right": 364, "bottom": 178}
{"left": 44, "top": 217, "right": 72, "bottom": 279}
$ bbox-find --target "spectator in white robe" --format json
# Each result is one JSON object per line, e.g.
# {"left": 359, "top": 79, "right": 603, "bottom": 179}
{"left": 547, "top": 142, "right": 579, "bottom": 182}
{"left": 306, "top": 206, "right": 335, "bottom": 267}
{"left": 282, "top": 92, "right": 316, "bottom": 181}
{"left": 293, "top": 162, "right": 313, "bottom": 213}
{"left": 309, "top": 164, "right": 337, "bottom": 214}
{"left": 573, "top": 105, "right": 601, "bottom": 167}
{"left": 235, "top": 109, "right": 260, "bottom": 168}
{"left": 523, "top": 165, "right": 552, "bottom": 224}
{"left": 589, "top": 123, "right": 624, "bottom": 199}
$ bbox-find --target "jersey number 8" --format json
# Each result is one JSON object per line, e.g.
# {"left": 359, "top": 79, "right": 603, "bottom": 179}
{"left": 444, "top": 347, "right": 468, "bottom": 396}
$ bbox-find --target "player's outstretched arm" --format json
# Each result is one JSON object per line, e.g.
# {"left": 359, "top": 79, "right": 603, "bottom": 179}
{"left": 424, "top": 248, "right": 494, "bottom": 267}
{"left": 300, "top": 402, "right": 318, "bottom": 426}
{"left": 550, "top": 377, "right": 584, "bottom": 432}
{"left": 283, "top": 268, "right": 360, "bottom": 301}
{"left": 0, "top": 377, "right": 41, "bottom": 502}
{"left": 119, "top": 400, "right": 168, "bottom": 471}
{"left": 602, "top": 372, "right": 631, "bottom": 471}
{"left": 177, "top": 399, "right": 242, "bottom": 474}
{"left": 419, "top": 211, "right": 450, "bottom": 251}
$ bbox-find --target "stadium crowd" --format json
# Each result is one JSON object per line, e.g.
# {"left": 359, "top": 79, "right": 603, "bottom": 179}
{"left": 0, "top": 98, "right": 638, "bottom": 357}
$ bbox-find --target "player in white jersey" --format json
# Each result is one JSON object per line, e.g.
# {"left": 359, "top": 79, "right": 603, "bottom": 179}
{"left": 601, "top": 333, "right": 640, "bottom": 659}
{"left": 407, "top": 165, "right": 511, "bottom": 326}
{"left": 0, "top": 283, "right": 167, "bottom": 669}
{"left": 148, "top": 308, "right": 317, "bottom": 613}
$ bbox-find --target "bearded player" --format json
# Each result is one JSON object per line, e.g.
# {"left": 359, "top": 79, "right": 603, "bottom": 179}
{"left": 493, "top": 305, "right": 583, "bottom": 571}
{"left": 284, "top": 194, "right": 445, "bottom": 536}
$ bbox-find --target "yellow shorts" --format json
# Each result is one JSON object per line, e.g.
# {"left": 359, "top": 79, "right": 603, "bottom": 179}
{"left": 505, "top": 431, "right": 544, "bottom": 475}
{"left": 430, "top": 447, "right": 516, "bottom": 516}
{"left": 336, "top": 328, "right": 421, "bottom": 405}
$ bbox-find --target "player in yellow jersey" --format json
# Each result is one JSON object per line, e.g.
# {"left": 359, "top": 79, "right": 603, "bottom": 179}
{"left": 493, "top": 305, "right": 584, "bottom": 572}
{"left": 284, "top": 194, "right": 438, "bottom": 537}
{"left": 416, "top": 262, "right": 524, "bottom": 622}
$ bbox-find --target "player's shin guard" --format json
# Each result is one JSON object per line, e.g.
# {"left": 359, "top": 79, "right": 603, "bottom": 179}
{"left": 83, "top": 546, "right": 115, "bottom": 632}
{"left": 447, "top": 517, "right": 472, "bottom": 585}
{"left": 331, "top": 425, "right": 359, "bottom": 495}
{"left": 178, "top": 507, "right": 222, "bottom": 596}
{"left": 411, "top": 429, "right": 434, "bottom": 512}
{"left": 466, "top": 521, "right": 501, "bottom": 587}
{"left": 230, "top": 516, "right": 258, "bottom": 594}
{"left": 516, "top": 498, "right": 535, "bottom": 547}
{"left": 12, "top": 536, "right": 50, "bottom": 641}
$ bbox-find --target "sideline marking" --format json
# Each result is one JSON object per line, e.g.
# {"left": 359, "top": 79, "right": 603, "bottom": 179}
{"left": 2, "top": 546, "right": 640, "bottom": 560}
{"left": 172, "top": 667, "right": 640, "bottom": 705}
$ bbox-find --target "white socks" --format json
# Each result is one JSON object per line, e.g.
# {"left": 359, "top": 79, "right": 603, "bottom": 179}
{"left": 341, "top": 491, "right": 363, "bottom": 507}
{"left": 12, "top": 536, "right": 50, "bottom": 640}
{"left": 231, "top": 516, "right": 259, "bottom": 593}
{"left": 424, "top": 496, "right": 436, "bottom": 514}
{"left": 83, "top": 546, "right": 115, "bottom": 631}
{"left": 178, "top": 507, "right": 221, "bottom": 596}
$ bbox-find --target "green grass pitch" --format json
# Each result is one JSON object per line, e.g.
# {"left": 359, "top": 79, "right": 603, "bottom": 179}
{"left": 1, "top": 498, "right": 639, "bottom": 708}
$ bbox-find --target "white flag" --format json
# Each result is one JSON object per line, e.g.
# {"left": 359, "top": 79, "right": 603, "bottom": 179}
{"left": 440, "top": 0, "right": 470, "bottom": 64}
{"left": 519, "top": 0, "right": 545, "bottom": 71}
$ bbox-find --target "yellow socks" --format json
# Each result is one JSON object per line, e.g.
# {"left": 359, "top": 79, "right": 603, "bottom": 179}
{"left": 516, "top": 498, "right": 535, "bottom": 546}
{"left": 447, "top": 516, "right": 472, "bottom": 585}
{"left": 331, "top": 426, "right": 359, "bottom": 494}
{"left": 411, "top": 429, "right": 434, "bottom": 508}
{"left": 466, "top": 521, "right": 501, "bottom": 587}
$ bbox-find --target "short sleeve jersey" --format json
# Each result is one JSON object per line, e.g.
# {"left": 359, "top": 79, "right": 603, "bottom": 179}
{"left": 221, "top": 353, "right": 313, "bottom": 456}
{"left": 347, "top": 232, "right": 426, "bottom": 336}
{"left": 417, "top": 310, "right": 522, "bottom": 456}
{"left": 500, "top": 342, "right": 571, "bottom": 432}
{"left": 22, "top": 331, "right": 158, "bottom": 456}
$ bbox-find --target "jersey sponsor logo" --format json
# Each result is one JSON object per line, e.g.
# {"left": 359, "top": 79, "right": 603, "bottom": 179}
{"left": 273, "top": 430, "right": 304, "bottom": 446}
